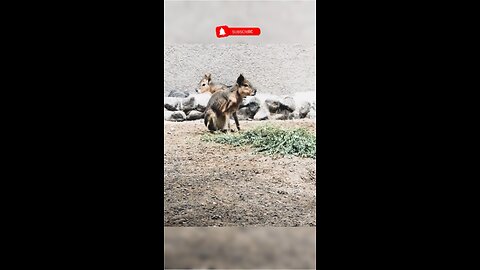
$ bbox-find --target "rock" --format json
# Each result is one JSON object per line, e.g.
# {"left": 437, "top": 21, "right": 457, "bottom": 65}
{"left": 239, "top": 99, "right": 247, "bottom": 108}
{"left": 246, "top": 97, "right": 261, "bottom": 111}
{"left": 265, "top": 99, "right": 281, "bottom": 113}
{"left": 279, "top": 96, "right": 296, "bottom": 112}
{"left": 306, "top": 110, "right": 316, "bottom": 119}
{"left": 181, "top": 96, "right": 196, "bottom": 112}
{"left": 186, "top": 110, "right": 204, "bottom": 120}
{"left": 163, "top": 110, "right": 171, "bottom": 120}
{"left": 163, "top": 108, "right": 168, "bottom": 121}
{"left": 164, "top": 110, "right": 186, "bottom": 122}
{"left": 292, "top": 91, "right": 315, "bottom": 116}
{"left": 282, "top": 92, "right": 314, "bottom": 119}
{"left": 288, "top": 110, "right": 300, "bottom": 120}
{"left": 270, "top": 104, "right": 291, "bottom": 119}
{"left": 164, "top": 97, "right": 182, "bottom": 111}
{"left": 248, "top": 101, "right": 260, "bottom": 115}
{"left": 254, "top": 105, "right": 269, "bottom": 120}
{"left": 236, "top": 107, "right": 249, "bottom": 120}
{"left": 168, "top": 90, "right": 190, "bottom": 98}
{"left": 255, "top": 93, "right": 281, "bottom": 113}
{"left": 240, "top": 96, "right": 261, "bottom": 108}
{"left": 236, "top": 107, "right": 251, "bottom": 120}
{"left": 237, "top": 97, "right": 261, "bottom": 120}
{"left": 272, "top": 111, "right": 289, "bottom": 120}
{"left": 192, "top": 93, "right": 211, "bottom": 112}
{"left": 298, "top": 101, "right": 311, "bottom": 118}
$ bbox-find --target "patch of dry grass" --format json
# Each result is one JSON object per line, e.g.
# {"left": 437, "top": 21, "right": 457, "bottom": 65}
{"left": 201, "top": 125, "right": 316, "bottom": 159}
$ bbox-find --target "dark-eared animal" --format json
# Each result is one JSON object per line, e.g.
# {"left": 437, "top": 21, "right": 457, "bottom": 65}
{"left": 204, "top": 74, "right": 257, "bottom": 132}
{"left": 196, "top": 73, "right": 231, "bottom": 94}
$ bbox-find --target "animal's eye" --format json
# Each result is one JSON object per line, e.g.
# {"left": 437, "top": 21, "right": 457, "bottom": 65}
{"left": 202, "top": 84, "right": 206, "bottom": 86}
{"left": 243, "top": 84, "right": 248, "bottom": 87}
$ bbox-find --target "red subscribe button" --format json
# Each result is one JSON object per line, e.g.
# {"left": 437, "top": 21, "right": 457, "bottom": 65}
{"left": 216, "top": 25, "right": 261, "bottom": 38}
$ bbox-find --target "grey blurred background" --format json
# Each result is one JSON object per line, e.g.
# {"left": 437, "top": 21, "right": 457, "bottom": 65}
{"left": 164, "top": 0, "right": 316, "bottom": 97}
{"left": 164, "top": 227, "right": 316, "bottom": 269}
{"left": 164, "top": 0, "right": 315, "bottom": 45}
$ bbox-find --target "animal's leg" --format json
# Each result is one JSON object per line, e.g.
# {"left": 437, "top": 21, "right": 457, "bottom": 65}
{"left": 233, "top": 112, "right": 240, "bottom": 132}
{"left": 227, "top": 113, "right": 231, "bottom": 132}
{"left": 223, "top": 113, "right": 230, "bottom": 133}
{"left": 216, "top": 114, "right": 227, "bottom": 133}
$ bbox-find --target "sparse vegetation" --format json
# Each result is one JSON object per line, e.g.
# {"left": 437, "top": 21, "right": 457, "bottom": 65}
{"left": 201, "top": 125, "right": 316, "bottom": 159}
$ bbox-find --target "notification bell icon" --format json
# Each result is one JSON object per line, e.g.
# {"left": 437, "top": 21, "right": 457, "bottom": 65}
{"left": 215, "top": 25, "right": 260, "bottom": 38}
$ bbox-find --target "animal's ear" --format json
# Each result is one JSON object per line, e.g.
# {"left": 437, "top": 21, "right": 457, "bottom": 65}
{"left": 205, "top": 73, "right": 212, "bottom": 83}
{"left": 237, "top": 74, "right": 245, "bottom": 85}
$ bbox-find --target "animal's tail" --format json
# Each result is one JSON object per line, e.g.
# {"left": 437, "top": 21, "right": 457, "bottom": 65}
{"left": 204, "top": 111, "right": 217, "bottom": 131}
{"left": 204, "top": 114, "right": 209, "bottom": 127}
{"left": 208, "top": 118, "right": 216, "bottom": 131}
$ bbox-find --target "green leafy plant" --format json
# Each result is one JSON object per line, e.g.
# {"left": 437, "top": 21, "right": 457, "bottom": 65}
{"left": 201, "top": 125, "right": 316, "bottom": 159}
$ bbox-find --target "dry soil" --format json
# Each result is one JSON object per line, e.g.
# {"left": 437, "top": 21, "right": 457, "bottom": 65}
{"left": 164, "top": 119, "right": 316, "bottom": 227}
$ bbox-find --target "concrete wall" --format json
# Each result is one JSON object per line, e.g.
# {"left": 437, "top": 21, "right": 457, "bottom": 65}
{"left": 164, "top": 44, "right": 316, "bottom": 96}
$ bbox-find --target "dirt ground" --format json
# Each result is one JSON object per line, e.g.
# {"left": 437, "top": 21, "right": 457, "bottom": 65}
{"left": 163, "top": 119, "right": 316, "bottom": 227}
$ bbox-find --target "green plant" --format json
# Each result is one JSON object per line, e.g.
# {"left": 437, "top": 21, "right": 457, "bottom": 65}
{"left": 201, "top": 125, "right": 316, "bottom": 159}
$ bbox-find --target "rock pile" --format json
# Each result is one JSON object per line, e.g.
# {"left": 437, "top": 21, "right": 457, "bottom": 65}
{"left": 164, "top": 90, "right": 316, "bottom": 122}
